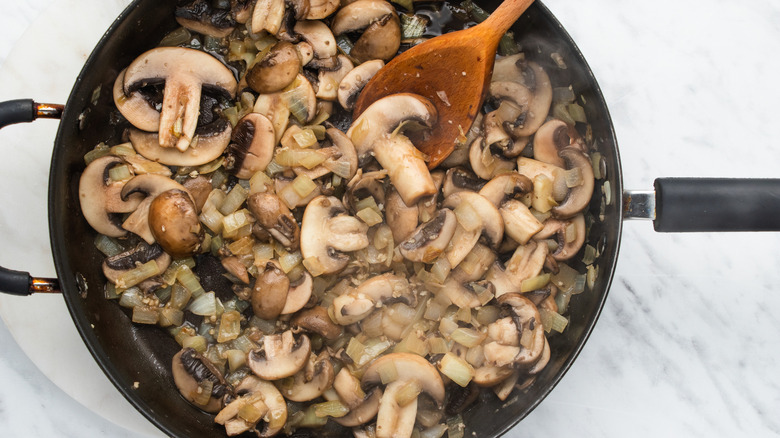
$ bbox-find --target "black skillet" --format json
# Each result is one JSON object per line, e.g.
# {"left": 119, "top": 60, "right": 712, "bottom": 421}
{"left": 0, "top": 0, "right": 779, "bottom": 437}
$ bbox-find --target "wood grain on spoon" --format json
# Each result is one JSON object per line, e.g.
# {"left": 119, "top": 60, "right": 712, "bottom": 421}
{"left": 353, "top": 0, "right": 535, "bottom": 168}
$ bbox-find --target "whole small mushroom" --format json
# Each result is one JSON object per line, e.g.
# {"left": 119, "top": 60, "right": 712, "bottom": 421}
{"left": 245, "top": 41, "right": 302, "bottom": 94}
{"left": 148, "top": 189, "right": 204, "bottom": 258}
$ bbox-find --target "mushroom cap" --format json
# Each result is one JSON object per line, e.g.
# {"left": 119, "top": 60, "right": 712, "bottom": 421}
{"left": 331, "top": 273, "right": 413, "bottom": 325}
{"left": 294, "top": 19, "right": 338, "bottom": 61}
{"left": 224, "top": 113, "right": 275, "bottom": 179}
{"left": 171, "top": 348, "right": 233, "bottom": 413}
{"left": 251, "top": 260, "right": 290, "bottom": 320}
{"left": 120, "top": 174, "right": 193, "bottom": 244}
{"left": 300, "top": 195, "right": 369, "bottom": 275}
{"left": 246, "top": 41, "right": 301, "bottom": 94}
{"left": 281, "top": 271, "right": 313, "bottom": 314}
{"left": 468, "top": 135, "right": 516, "bottom": 180}
{"left": 247, "top": 192, "right": 300, "bottom": 250}
{"left": 148, "top": 189, "right": 203, "bottom": 258}
{"left": 330, "top": 0, "right": 397, "bottom": 35}
{"left": 122, "top": 47, "right": 237, "bottom": 151}
{"left": 350, "top": 13, "right": 401, "bottom": 63}
{"left": 347, "top": 93, "right": 437, "bottom": 158}
{"left": 247, "top": 330, "right": 311, "bottom": 380}
{"left": 536, "top": 213, "right": 586, "bottom": 261}
{"left": 78, "top": 155, "right": 143, "bottom": 237}
{"left": 337, "top": 59, "right": 384, "bottom": 110}
{"left": 361, "top": 353, "right": 445, "bottom": 406}
{"left": 399, "top": 209, "right": 457, "bottom": 263}
{"left": 291, "top": 305, "right": 343, "bottom": 340}
{"left": 128, "top": 120, "right": 232, "bottom": 167}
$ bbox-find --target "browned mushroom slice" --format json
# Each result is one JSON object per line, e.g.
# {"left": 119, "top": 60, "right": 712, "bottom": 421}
{"left": 533, "top": 119, "right": 570, "bottom": 168}
{"left": 441, "top": 191, "right": 504, "bottom": 268}
{"left": 361, "top": 353, "right": 445, "bottom": 438}
{"left": 478, "top": 173, "right": 542, "bottom": 245}
{"left": 275, "top": 351, "right": 335, "bottom": 402}
{"left": 468, "top": 136, "right": 516, "bottom": 180}
{"left": 291, "top": 305, "right": 343, "bottom": 340}
{"left": 78, "top": 155, "right": 143, "bottom": 237}
{"left": 317, "top": 55, "right": 355, "bottom": 101}
{"left": 442, "top": 167, "right": 485, "bottom": 199}
{"left": 113, "top": 69, "right": 159, "bottom": 133}
{"left": 398, "top": 209, "right": 457, "bottom": 263}
{"left": 330, "top": 273, "right": 413, "bottom": 325}
{"left": 294, "top": 20, "right": 338, "bottom": 68}
{"left": 246, "top": 41, "right": 302, "bottom": 94}
{"left": 347, "top": 94, "right": 438, "bottom": 205}
{"left": 251, "top": 0, "right": 286, "bottom": 35}
{"left": 102, "top": 243, "right": 172, "bottom": 288}
{"left": 122, "top": 47, "right": 237, "bottom": 151}
{"left": 535, "top": 213, "right": 586, "bottom": 261}
{"left": 251, "top": 260, "right": 290, "bottom": 320}
{"left": 148, "top": 189, "right": 204, "bottom": 258}
{"left": 331, "top": 0, "right": 400, "bottom": 63}
{"left": 385, "top": 186, "right": 420, "bottom": 243}
{"left": 119, "top": 174, "right": 194, "bottom": 244}
{"left": 551, "top": 147, "right": 595, "bottom": 219}
{"left": 300, "top": 195, "right": 369, "bottom": 275}
{"left": 337, "top": 59, "right": 383, "bottom": 110}
{"left": 175, "top": 0, "right": 237, "bottom": 38}
{"left": 247, "top": 330, "right": 311, "bottom": 380}
{"left": 486, "top": 239, "right": 549, "bottom": 297}
{"left": 281, "top": 271, "right": 313, "bottom": 315}
{"left": 172, "top": 348, "right": 234, "bottom": 413}
{"left": 215, "top": 375, "right": 287, "bottom": 437}
{"left": 128, "top": 120, "right": 232, "bottom": 167}
{"left": 247, "top": 192, "right": 300, "bottom": 250}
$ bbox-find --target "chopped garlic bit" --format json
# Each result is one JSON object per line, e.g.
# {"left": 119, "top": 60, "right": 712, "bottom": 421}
{"left": 133, "top": 381, "right": 140, "bottom": 389}
{"left": 436, "top": 90, "right": 451, "bottom": 107}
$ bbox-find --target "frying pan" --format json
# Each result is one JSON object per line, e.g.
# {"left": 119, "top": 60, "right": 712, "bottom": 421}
{"left": 0, "top": 0, "right": 779, "bottom": 437}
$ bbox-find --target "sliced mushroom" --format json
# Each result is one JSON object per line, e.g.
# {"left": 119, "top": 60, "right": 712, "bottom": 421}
{"left": 172, "top": 348, "right": 233, "bottom": 413}
{"left": 120, "top": 174, "right": 193, "bottom": 244}
{"left": 224, "top": 114, "right": 275, "bottom": 179}
{"left": 551, "top": 147, "right": 595, "bottom": 219}
{"left": 113, "top": 69, "right": 159, "bottom": 132}
{"left": 486, "top": 239, "right": 549, "bottom": 297}
{"left": 252, "top": 260, "right": 290, "bottom": 320}
{"left": 121, "top": 47, "right": 238, "bottom": 151}
{"left": 79, "top": 156, "right": 143, "bottom": 237}
{"left": 148, "top": 189, "right": 204, "bottom": 258}
{"left": 361, "top": 353, "right": 445, "bottom": 438}
{"left": 533, "top": 119, "right": 570, "bottom": 168}
{"left": 128, "top": 120, "right": 232, "bottom": 167}
{"left": 175, "top": 0, "right": 237, "bottom": 38}
{"left": 291, "top": 305, "right": 343, "bottom": 340}
{"left": 535, "top": 213, "right": 586, "bottom": 261}
{"left": 247, "top": 330, "right": 311, "bottom": 380}
{"left": 490, "top": 57, "right": 552, "bottom": 138}
{"left": 246, "top": 41, "right": 302, "bottom": 94}
{"left": 347, "top": 93, "right": 438, "bottom": 205}
{"left": 398, "top": 209, "right": 457, "bottom": 263}
{"left": 215, "top": 375, "right": 287, "bottom": 437}
{"left": 251, "top": 0, "right": 286, "bottom": 35}
{"left": 343, "top": 169, "right": 387, "bottom": 215}
{"left": 317, "top": 55, "right": 355, "bottom": 101}
{"left": 484, "top": 293, "right": 546, "bottom": 368}
{"left": 468, "top": 136, "right": 515, "bottom": 180}
{"left": 281, "top": 271, "right": 313, "bottom": 314}
{"left": 333, "top": 387, "right": 382, "bottom": 427}
{"left": 102, "top": 242, "right": 172, "bottom": 287}
{"left": 385, "top": 186, "right": 420, "bottom": 242}
{"left": 275, "top": 351, "right": 335, "bottom": 402}
{"left": 247, "top": 192, "right": 300, "bottom": 250}
{"left": 442, "top": 167, "right": 485, "bottom": 199}
{"left": 304, "top": 0, "right": 339, "bottom": 18}
{"left": 441, "top": 191, "right": 504, "bottom": 268}
{"left": 181, "top": 175, "right": 212, "bottom": 212}
{"left": 281, "top": 74, "right": 318, "bottom": 124}
{"left": 294, "top": 20, "right": 338, "bottom": 68}
{"left": 253, "top": 92, "right": 290, "bottom": 145}
{"left": 440, "top": 277, "right": 492, "bottom": 309}
{"left": 331, "top": 273, "right": 413, "bottom": 325}
{"left": 478, "top": 173, "right": 542, "bottom": 245}
{"left": 331, "top": 0, "right": 400, "bottom": 63}
{"left": 300, "top": 195, "right": 369, "bottom": 275}
{"left": 337, "top": 59, "right": 384, "bottom": 110}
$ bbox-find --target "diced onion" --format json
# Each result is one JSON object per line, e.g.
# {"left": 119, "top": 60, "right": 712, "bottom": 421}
{"left": 182, "top": 335, "right": 208, "bottom": 353}
{"left": 115, "top": 260, "right": 161, "bottom": 289}
{"left": 189, "top": 291, "right": 217, "bottom": 316}
{"left": 539, "top": 308, "right": 569, "bottom": 333}
{"left": 520, "top": 273, "right": 551, "bottom": 293}
{"left": 313, "top": 400, "right": 349, "bottom": 418}
{"left": 394, "top": 380, "right": 422, "bottom": 407}
{"left": 249, "top": 170, "right": 272, "bottom": 194}
{"left": 159, "top": 307, "right": 184, "bottom": 327}
{"left": 177, "top": 265, "right": 205, "bottom": 298}
{"left": 94, "top": 235, "right": 124, "bottom": 257}
{"left": 453, "top": 201, "right": 482, "bottom": 232}
{"left": 108, "top": 164, "right": 133, "bottom": 182}
{"left": 218, "top": 310, "right": 242, "bottom": 342}
{"left": 278, "top": 250, "right": 303, "bottom": 273}
{"left": 357, "top": 207, "right": 383, "bottom": 227}
{"left": 119, "top": 287, "right": 144, "bottom": 308}
{"left": 438, "top": 352, "right": 474, "bottom": 387}
{"left": 219, "top": 184, "right": 249, "bottom": 215}
{"left": 132, "top": 305, "right": 159, "bottom": 324}
{"left": 450, "top": 328, "right": 486, "bottom": 348}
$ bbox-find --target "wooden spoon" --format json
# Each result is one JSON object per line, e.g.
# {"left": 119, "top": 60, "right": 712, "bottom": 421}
{"left": 353, "top": 0, "right": 535, "bottom": 168}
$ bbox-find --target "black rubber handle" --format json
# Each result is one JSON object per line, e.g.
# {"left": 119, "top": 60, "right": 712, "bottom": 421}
{"left": 654, "top": 178, "right": 780, "bottom": 232}
{"left": 0, "top": 99, "right": 62, "bottom": 295}
{"left": 0, "top": 99, "right": 36, "bottom": 128}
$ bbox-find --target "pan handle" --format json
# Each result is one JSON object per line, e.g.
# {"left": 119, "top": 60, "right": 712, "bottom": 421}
{"left": 0, "top": 99, "right": 63, "bottom": 295}
{"left": 625, "top": 177, "right": 780, "bottom": 232}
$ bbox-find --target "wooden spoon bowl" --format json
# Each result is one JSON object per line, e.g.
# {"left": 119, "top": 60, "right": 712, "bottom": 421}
{"left": 353, "top": 0, "right": 535, "bottom": 168}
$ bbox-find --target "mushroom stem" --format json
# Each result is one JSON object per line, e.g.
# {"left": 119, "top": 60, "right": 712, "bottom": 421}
{"left": 372, "top": 134, "right": 436, "bottom": 205}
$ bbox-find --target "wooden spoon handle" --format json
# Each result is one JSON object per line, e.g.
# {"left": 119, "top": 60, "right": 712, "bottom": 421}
{"left": 478, "top": 0, "right": 535, "bottom": 44}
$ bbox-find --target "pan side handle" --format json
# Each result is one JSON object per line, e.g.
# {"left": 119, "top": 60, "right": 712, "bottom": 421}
{"left": 0, "top": 99, "right": 62, "bottom": 295}
{"left": 653, "top": 178, "right": 780, "bottom": 232}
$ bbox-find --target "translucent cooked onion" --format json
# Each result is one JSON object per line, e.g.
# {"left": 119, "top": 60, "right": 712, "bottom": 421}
{"left": 438, "top": 353, "right": 474, "bottom": 387}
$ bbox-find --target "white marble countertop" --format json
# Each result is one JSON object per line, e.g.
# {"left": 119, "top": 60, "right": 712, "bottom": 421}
{"left": 1, "top": 0, "right": 780, "bottom": 437}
